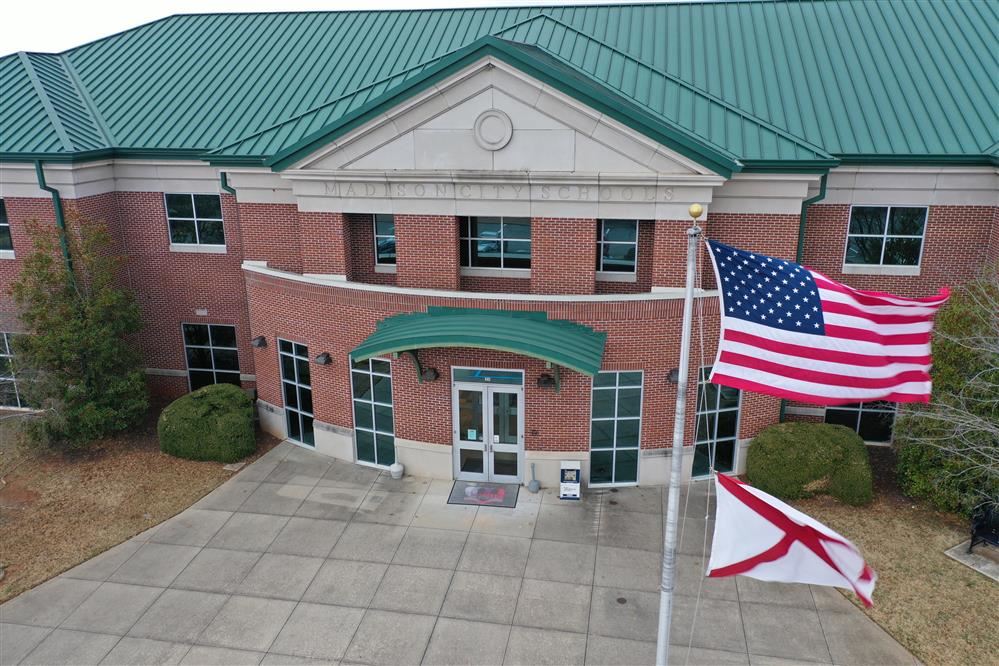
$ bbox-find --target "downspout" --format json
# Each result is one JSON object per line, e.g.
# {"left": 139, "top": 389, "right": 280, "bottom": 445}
{"left": 33, "top": 160, "right": 74, "bottom": 275}
{"left": 795, "top": 173, "right": 828, "bottom": 262}
{"left": 219, "top": 171, "right": 236, "bottom": 196}
{"left": 779, "top": 173, "right": 828, "bottom": 423}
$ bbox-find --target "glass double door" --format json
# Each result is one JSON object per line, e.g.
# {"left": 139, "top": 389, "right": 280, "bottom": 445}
{"left": 453, "top": 384, "right": 523, "bottom": 483}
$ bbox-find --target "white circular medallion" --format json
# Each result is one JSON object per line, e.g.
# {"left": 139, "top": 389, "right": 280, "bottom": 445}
{"left": 473, "top": 109, "right": 513, "bottom": 151}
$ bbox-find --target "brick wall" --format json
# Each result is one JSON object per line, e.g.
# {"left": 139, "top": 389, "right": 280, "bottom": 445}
{"left": 0, "top": 197, "right": 55, "bottom": 331}
{"left": 459, "top": 275, "right": 532, "bottom": 293}
{"left": 595, "top": 220, "right": 654, "bottom": 294}
{"left": 238, "top": 202, "right": 302, "bottom": 272}
{"left": 300, "top": 211, "right": 348, "bottom": 275}
{"left": 988, "top": 207, "right": 999, "bottom": 267}
{"left": 244, "top": 270, "right": 726, "bottom": 454}
{"left": 395, "top": 215, "right": 460, "bottom": 290}
{"left": 530, "top": 217, "right": 596, "bottom": 294}
{"left": 108, "top": 192, "right": 255, "bottom": 399}
{"left": 346, "top": 213, "right": 396, "bottom": 285}
{"left": 1, "top": 193, "right": 256, "bottom": 400}
{"left": 802, "top": 204, "right": 995, "bottom": 296}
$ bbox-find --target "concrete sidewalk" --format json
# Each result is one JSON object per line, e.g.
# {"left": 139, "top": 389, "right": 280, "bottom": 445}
{"left": 0, "top": 442, "right": 917, "bottom": 665}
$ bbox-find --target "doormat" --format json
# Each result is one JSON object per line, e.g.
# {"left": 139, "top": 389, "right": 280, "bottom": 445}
{"left": 448, "top": 480, "right": 520, "bottom": 508}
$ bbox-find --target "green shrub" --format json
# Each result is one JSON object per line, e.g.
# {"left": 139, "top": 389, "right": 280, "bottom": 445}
{"left": 746, "top": 422, "right": 873, "bottom": 506}
{"left": 893, "top": 269, "right": 998, "bottom": 517}
{"left": 158, "top": 384, "right": 255, "bottom": 463}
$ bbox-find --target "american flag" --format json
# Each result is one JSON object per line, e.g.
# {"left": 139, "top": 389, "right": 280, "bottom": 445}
{"left": 705, "top": 240, "right": 949, "bottom": 405}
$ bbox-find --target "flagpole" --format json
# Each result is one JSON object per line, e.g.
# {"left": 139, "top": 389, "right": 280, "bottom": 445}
{"left": 655, "top": 203, "right": 703, "bottom": 666}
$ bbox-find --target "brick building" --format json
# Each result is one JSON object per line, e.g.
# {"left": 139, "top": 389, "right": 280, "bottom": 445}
{"left": 1, "top": 2, "right": 996, "bottom": 487}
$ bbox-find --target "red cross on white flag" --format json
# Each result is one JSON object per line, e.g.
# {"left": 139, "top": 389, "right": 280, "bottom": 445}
{"left": 706, "top": 473, "right": 877, "bottom": 607}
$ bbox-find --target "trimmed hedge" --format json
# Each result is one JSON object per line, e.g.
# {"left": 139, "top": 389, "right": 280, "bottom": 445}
{"left": 746, "top": 422, "right": 873, "bottom": 506}
{"left": 158, "top": 383, "right": 255, "bottom": 463}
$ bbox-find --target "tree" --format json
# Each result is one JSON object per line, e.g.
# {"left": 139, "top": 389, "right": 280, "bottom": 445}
{"left": 894, "top": 267, "right": 998, "bottom": 515}
{"left": 9, "top": 214, "right": 147, "bottom": 445}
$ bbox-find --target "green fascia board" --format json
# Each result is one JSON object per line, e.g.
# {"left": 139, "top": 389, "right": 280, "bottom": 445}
{"left": 259, "top": 36, "right": 743, "bottom": 176}
{"left": 350, "top": 307, "right": 607, "bottom": 377}
{"left": 0, "top": 147, "right": 207, "bottom": 163}
{"left": 835, "top": 154, "right": 999, "bottom": 167}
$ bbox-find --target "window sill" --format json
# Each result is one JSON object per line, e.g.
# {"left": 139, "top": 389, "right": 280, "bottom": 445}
{"left": 170, "top": 243, "right": 227, "bottom": 254}
{"left": 841, "top": 263, "right": 920, "bottom": 276}
{"left": 596, "top": 271, "right": 637, "bottom": 283}
{"left": 460, "top": 267, "right": 531, "bottom": 279}
{"left": 374, "top": 264, "right": 397, "bottom": 274}
{"left": 0, "top": 250, "right": 14, "bottom": 260}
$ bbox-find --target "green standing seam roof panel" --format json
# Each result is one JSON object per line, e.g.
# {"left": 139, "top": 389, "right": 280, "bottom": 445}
{"left": 350, "top": 307, "right": 608, "bottom": 377}
{"left": 1, "top": 1, "right": 996, "bottom": 167}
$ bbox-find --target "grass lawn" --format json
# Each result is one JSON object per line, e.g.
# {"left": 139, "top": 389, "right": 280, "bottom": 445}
{"left": 0, "top": 405, "right": 279, "bottom": 603}
{"left": 795, "top": 448, "right": 998, "bottom": 666}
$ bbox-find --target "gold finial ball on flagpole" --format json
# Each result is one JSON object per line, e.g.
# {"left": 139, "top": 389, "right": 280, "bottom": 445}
{"left": 688, "top": 203, "right": 703, "bottom": 220}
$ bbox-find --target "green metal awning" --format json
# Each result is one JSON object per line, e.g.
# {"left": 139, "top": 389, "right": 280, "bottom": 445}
{"left": 350, "top": 307, "right": 607, "bottom": 377}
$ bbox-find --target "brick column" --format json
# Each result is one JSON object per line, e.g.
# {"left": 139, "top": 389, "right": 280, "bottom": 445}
{"left": 530, "top": 217, "right": 596, "bottom": 294}
{"left": 299, "top": 211, "right": 348, "bottom": 276}
{"left": 651, "top": 217, "right": 717, "bottom": 289}
{"left": 238, "top": 202, "right": 301, "bottom": 272}
{"left": 395, "top": 214, "right": 460, "bottom": 290}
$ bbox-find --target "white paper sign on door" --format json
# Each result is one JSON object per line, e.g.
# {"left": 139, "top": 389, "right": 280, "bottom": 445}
{"left": 467, "top": 429, "right": 477, "bottom": 440}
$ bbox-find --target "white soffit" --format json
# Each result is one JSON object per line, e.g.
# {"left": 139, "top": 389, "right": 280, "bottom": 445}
{"left": 820, "top": 166, "right": 999, "bottom": 207}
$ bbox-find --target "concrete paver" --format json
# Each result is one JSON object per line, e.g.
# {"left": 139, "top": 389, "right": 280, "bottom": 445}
{"left": 60, "top": 582, "right": 162, "bottom": 635}
{"left": 0, "top": 440, "right": 918, "bottom": 666}
{"left": 128, "top": 589, "right": 229, "bottom": 643}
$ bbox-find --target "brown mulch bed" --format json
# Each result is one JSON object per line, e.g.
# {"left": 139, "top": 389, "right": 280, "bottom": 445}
{"left": 0, "top": 405, "right": 279, "bottom": 603}
{"left": 795, "top": 447, "right": 998, "bottom": 666}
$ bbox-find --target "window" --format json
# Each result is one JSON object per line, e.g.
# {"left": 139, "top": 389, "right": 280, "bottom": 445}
{"left": 460, "top": 217, "right": 531, "bottom": 269}
{"left": 182, "top": 324, "right": 241, "bottom": 390}
{"left": 279, "top": 339, "right": 314, "bottom": 446}
{"left": 590, "top": 371, "right": 642, "bottom": 485}
{"left": 0, "top": 200, "right": 12, "bottom": 252}
{"left": 596, "top": 219, "right": 638, "bottom": 272}
{"left": 825, "top": 401, "right": 895, "bottom": 444}
{"left": 351, "top": 358, "right": 395, "bottom": 466}
{"left": 1, "top": 332, "right": 27, "bottom": 408}
{"left": 373, "top": 214, "right": 396, "bottom": 265}
{"left": 692, "top": 367, "right": 740, "bottom": 478}
{"left": 845, "top": 206, "right": 926, "bottom": 266}
{"left": 165, "top": 193, "right": 225, "bottom": 246}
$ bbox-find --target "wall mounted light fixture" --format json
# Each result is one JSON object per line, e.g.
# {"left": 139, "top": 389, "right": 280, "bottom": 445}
{"left": 537, "top": 373, "right": 557, "bottom": 389}
{"left": 314, "top": 352, "right": 332, "bottom": 365}
{"left": 251, "top": 335, "right": 268, "bottom": 348}
{"left": 420, "top": 368, "right": 439, "bottom": 382}
{"left": 667, "top": 368, "right": 680, "bottom": 384}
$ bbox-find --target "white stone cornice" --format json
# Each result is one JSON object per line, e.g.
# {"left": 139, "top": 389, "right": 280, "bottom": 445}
{"left": 284, "top": 168, "right": 723, "bottom": 218}
{"left": 242, "top": 260, "right": 719, "bottom": 303}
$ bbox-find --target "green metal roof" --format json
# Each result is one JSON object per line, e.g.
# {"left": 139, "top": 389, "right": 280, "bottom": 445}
{"left": 2, "top": 1, "right": 996, "bottom": 168}
{"left": 350, "top": 307, "right": 608, "bottom": 377}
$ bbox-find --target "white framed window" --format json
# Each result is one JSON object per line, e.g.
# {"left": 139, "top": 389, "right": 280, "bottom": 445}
{"left": 0, "top": 199, "right": 13, "bottom": 254}
{"left": 845, "top": 205, "right": 926, "bottom": 266}
{"left": 825, "top": 401, "right": 896, "bottom": 444}
{"left": 182, "top": 323, "right": 240, "bottom": 391}
{"left": 590, "top": 371, "right": 642, "bottom": 485}
{"left": 165, "top": 193, "right": 225, "bottom": 246}
{"left": 460, "top": 216, "right": 531, "bottom": 269}
{"left": 351, "top": 358, "right": 395, "bottom": 467}
{"left": 693, "top": 367, "right": 741, "bottom": 478}
{"left": 1, "top": 332, "right": 27, "bottom": 409}
{"left": 279, "top": 339, "right": 314, "bottom": 447}
{"left": 373, "top": 214, "right": 396, "bottom": 265}
{"left": 596, "top": 219, "right": 638, "bottom": 273}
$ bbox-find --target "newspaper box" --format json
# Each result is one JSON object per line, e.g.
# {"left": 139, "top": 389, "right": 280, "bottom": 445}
{"left": 559, "top": 460, "right": 581, "bottom": 500}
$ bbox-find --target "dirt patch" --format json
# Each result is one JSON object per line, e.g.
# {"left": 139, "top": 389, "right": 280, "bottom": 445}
{"left": 794, "top": 447, "right": 997, "bottom": 666}
{"left": 0, "top": 405, "right": 279, "bottom": 603}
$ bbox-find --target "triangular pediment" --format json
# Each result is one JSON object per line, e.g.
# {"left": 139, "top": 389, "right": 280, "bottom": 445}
{"left": 298, "top": 58, "right": 711, "bottom": 176}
